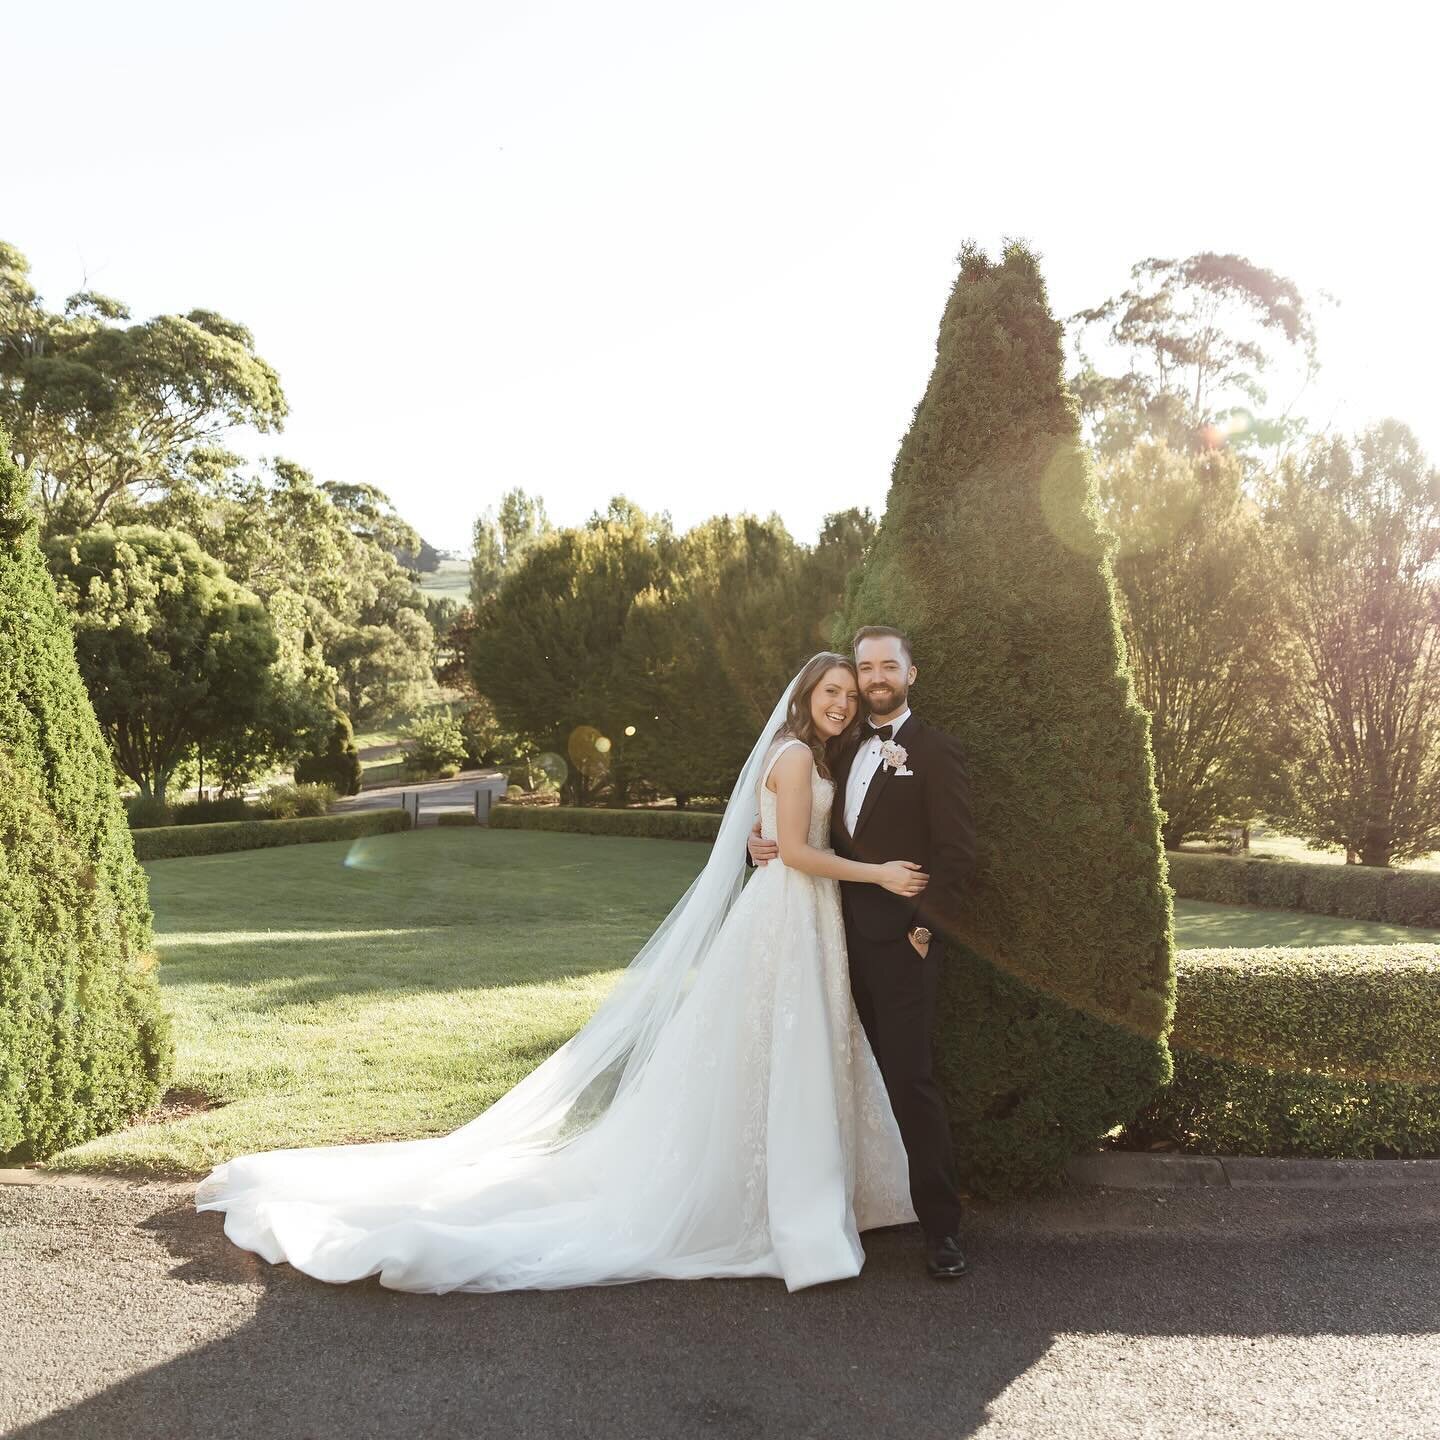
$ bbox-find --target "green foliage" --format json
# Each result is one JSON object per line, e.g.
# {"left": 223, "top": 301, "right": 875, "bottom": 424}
{"left": 1167, "top": 851, "right": 1440, "bottom": 930}
{"left": 435, "top": 812, "right": 480, "bottom": 827}
{"left": 131, "top": 808, "right": 411, "bottom": 862}
{"left": 618, "top": 514, "right": 809, "bottom": 803}
{"left": 456, "top": 694, "right": 523, "bottom": 769}
{"left": 1100, "top": 442, "right": 1287, "bottom": 845}
{"left": 0, "top": 240, "right": 286, "bottom": 536}
{"left": 841, "top": 241, "right": 1175, "bottom": 1197}
{"left": 171, "top": 797, "right": 256, "bottom": 826}
{"left": 471, "top": 498, "right": 674, "bottom": 805}
{"left": 1067, "top": 251, "right": 1320, "bottom": 467}
{"left": 294, "top": 709, "right": 363, "bottom": 796}
{"left": 0, "top": 429, "right": 172, "bottom": 1160}
{"left": 259, "top": 782, "right": 335, "bottom": 819}
{"left": 491, "top": 804, "right": 722, "bottom": 842}
{"left": 124, "top": 795, "right": 176, "bottom": 829}
{"left": 470, "top": 487, "right": 552, "bottom": 605}
{"left": 473, "top": 500, "right": 875, "bottom": 807}
{"left": 43, "top": 525, "right": 286, "bottom": 804}
{"left": 1126, "top": 945, "right": 1440, "bottom": 1157}
{"left": 129, "top": 453, "right": 435, "bottom": 729}
{"left": 319, "top": 479, "right": 421, "bottom": 558}
{"left": 1264, "top": 422, "right": 1440, "bottom": 867}
{"left": 403, "top": 709, "right": 466, "bottom": 776}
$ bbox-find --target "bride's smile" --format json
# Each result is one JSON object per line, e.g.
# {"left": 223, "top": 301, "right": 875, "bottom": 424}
{"left": 812, "top": 670, "right": 859, "bottom": 739}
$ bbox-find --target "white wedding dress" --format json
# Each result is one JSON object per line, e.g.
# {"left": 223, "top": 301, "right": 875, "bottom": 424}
{"left": 195, "top": 726, "right": 916, "bottom": 1293}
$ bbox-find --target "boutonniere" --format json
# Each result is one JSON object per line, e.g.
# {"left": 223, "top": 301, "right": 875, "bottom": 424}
{"left": 880, "top": 740, "right": 912, "bottom": 776}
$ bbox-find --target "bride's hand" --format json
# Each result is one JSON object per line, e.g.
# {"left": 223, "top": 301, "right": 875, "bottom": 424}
{"left": 877, "top": 861, "right": 928, "bottom": 896}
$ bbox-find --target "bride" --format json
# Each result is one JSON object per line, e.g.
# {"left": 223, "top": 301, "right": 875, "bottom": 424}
{"left": 195, "top": 652, "right": 931, "bottom": 1293}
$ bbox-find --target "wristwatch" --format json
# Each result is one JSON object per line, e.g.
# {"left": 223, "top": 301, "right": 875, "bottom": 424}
{"left": 909, "top": 926, "right": 932, "bottom": 946}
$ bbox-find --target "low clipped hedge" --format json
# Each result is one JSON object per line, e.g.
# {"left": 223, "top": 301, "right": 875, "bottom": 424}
{"left": 1126, "top": 944, "right": 1440, "bottom": 1158}
{"left": 133, "top": 808, "right": 412, "bottom": 861}
{"left": 490, "top": 804, "right": 722, "bottom": 842}
{"left": 1168, "top": 851, "right": 1440, "bottom": 930}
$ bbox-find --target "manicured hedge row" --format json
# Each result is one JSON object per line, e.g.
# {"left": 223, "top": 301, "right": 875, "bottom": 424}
{"left": 1167, "top": 851, "right": 1440, "bottom": 929}
{"left": 133, "top": 808, "right": 412, "bottom": 861}
{"left": 1128, "top": 944, "right": 1440, "bottom": 1157}
{"left": 490, "top": 804, "right": 723, "bottom": 842}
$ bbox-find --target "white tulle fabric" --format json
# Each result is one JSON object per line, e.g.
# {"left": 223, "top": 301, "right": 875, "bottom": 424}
{"left": 194, "top": 676, "right": 915, "bottom": 1293}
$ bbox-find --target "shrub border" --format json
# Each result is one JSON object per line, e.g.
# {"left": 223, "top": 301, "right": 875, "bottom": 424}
{"left": 490, "top": 804, "right": 722, "bottom": 842}
{"left": 1167, "top": 850, "right": 1440, "bottom": 930}
{"left": 132, "top": 808, "right": 412, "bottom": 861}
{"left": 1126, "top": 943, "right": 1440, "bottom": 1161}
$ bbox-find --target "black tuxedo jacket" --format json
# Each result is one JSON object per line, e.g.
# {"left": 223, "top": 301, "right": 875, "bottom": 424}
{"left": 830, "top": 713, "right": 977, "bottom": 946}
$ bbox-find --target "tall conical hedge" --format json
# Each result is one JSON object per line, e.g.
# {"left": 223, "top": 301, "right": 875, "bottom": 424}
{"left": 0, "top": 432, "right": 172, "bottom": 1160}
{"left": 843, "top": 242, "right": 1175, "bottom": 1196}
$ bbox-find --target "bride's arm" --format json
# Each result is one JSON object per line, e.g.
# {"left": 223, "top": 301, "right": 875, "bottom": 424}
{"left": 769, "top": 745, "right": 928, "bottom": 894}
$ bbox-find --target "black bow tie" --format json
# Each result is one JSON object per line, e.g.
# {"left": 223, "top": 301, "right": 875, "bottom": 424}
{"left": 868, "top": 724, "right": 894, "bottom": 741}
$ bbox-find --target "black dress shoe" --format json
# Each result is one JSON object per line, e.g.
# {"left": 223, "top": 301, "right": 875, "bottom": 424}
{"left": 926, "top": 1233, "right": 968, "bottom": 1279}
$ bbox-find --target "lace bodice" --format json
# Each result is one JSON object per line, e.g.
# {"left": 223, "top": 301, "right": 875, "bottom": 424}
{"left": 758, "top": 738, "right": 834, "bottom": 852}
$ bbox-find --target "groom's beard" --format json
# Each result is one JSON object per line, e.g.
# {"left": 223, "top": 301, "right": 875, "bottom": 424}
{"left": 864, "top": 682, "right": 908, "bottom": 717}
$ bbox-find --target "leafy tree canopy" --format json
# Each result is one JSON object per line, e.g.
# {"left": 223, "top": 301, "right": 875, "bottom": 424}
{"left": 0, "top": 239, "right": 286, "bottom": 536}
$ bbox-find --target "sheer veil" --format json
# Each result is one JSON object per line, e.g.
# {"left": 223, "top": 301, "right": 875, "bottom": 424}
{"left": 195, "top": 664, "right": 805, "bottom": 1207}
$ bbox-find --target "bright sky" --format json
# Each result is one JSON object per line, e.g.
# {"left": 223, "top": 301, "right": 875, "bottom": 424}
{"left": 8, "top": 1, "right": 1433, "bottom": 553}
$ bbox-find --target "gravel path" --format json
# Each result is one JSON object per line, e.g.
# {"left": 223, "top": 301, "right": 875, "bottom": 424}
{"left": 3, "top": 1178, "right": 1439, "bottom": 1440}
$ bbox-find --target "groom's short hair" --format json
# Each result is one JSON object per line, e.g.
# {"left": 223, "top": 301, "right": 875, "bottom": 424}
{"left": 851, "top": 625, "right": 913, "bottom": 666}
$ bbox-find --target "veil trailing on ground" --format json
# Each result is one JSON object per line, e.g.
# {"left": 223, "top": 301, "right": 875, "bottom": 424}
{"left": 195, "top": 666, "right": 804, "bottom": 1212}
{"left": 440, "top": 664, "right": 802, "bottom": 1153}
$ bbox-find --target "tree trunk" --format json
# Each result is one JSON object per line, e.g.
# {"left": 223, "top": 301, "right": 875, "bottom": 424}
{"left": 1358, "top": 823, "right": 1392, "bottom": 868}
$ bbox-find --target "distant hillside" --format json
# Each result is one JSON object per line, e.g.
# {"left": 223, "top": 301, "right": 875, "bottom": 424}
{"left": 416, "top": 556, "right": 471, "bottom": 603}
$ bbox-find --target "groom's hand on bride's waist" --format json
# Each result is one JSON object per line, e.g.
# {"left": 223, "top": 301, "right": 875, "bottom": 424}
{"left": 747, "top": 822, "right": 779, "bottom": 867}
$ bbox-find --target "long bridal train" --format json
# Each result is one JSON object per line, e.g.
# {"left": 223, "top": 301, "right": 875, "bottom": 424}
{"left": 195, "top": 685, "right": 916, "bottom": 1294}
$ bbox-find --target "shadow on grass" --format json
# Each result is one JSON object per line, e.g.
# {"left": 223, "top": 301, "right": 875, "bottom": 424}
{"left": 155, "top": 925, "right": 628, "bottom": 1012}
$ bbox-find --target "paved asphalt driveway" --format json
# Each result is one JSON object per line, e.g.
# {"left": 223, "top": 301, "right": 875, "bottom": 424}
{"left": 333, "top": 769, "right": 509, "bottom": 825}
{"left": 3, "top": 1178, "right": 1438, "bottom": 1440}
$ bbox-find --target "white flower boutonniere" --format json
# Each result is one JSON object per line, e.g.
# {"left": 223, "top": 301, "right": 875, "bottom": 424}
{"left": 880, "top": 740, "right": 911, "bottom": 775}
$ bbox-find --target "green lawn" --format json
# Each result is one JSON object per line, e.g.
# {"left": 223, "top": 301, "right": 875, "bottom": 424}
{"left": 416, "top": 557, "right": 471, "bottom": 603}
{"left": 43, "top": 829, "right": 1440, "bottom": 1177}
{"left": 1180, "top": 824, "right": 1440, "bottom": 872}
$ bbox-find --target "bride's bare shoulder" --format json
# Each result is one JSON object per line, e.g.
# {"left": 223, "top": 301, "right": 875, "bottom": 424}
{"left": 764, "top": 738, "right": 815, "bottom": 792}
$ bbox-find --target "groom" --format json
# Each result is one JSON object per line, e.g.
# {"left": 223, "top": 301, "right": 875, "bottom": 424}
{"left": 748, "top": 625, "right": 976, "bottom": 1279}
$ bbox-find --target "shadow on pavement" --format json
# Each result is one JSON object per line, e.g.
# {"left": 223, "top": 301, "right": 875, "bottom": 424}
{"left": 11, "top": 1184, "right": 1440, "bottom": 1440}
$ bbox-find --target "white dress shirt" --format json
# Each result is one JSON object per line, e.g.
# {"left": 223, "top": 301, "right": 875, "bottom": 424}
{"left": 843, "top": 708, "right": 911, "bottom": 835}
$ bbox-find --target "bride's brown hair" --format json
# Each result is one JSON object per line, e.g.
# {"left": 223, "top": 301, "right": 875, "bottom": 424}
{"left": 775, "top": 651, "right": 863, "bottom": 781}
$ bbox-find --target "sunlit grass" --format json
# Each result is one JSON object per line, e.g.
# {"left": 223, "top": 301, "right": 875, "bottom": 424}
{"left": 46, "top": 828, "right": 700, "bottom": 1176}
{"left": 1182, "top": 825, "right": 1440, "bottom": 871}
{"left": 42, "top": 828, "right": 1440, "bottom": 1176}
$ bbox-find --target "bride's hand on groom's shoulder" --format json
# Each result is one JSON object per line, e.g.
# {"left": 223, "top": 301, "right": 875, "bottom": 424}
{"left": 747, "top": 822, "right": 779, "bottom": 866}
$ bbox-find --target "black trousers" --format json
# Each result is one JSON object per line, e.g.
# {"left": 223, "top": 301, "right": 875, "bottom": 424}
{"left": 847, "top": 931, "right": 963, "bottom": 1241}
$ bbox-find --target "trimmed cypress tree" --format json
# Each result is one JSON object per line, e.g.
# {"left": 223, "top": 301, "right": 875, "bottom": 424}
{"left": 0, "top": 431, "right": 172, "bottom": 1160}
{"left": 295, "top": 708, "right": 364, "bottom": 796}
{"left": 842, "top": 242, "right": 1175, "bottom": 1196}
